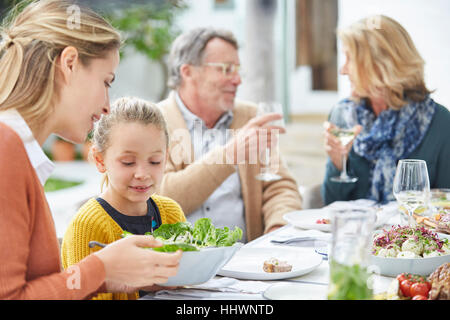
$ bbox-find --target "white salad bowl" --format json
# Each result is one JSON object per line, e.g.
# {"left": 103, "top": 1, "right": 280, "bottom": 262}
{"left": 370, "top": 231, "right": 450, "bottom": 277}
{"left": 370, "top": 253, "right": 450, "bottom": 277}
{"left": 160, "top": 242, "right": 244, "bottom": 286}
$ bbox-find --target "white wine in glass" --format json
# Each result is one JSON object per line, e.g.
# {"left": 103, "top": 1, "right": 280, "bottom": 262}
{"left": 331, "top": 128, "right": 356, "bottom": 146}
{"left": 255, "top": 102, "right": 284, "bottom": 182}
{"left": 393, "top": 159, "right": 430, "bottom": 227}
{"left": 329, "top": 102, "right": 358, "bottom": 183}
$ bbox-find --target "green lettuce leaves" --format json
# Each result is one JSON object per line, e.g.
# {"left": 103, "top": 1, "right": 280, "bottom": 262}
{"left": 122, "top": 218, "right": 243, "bottom": 252}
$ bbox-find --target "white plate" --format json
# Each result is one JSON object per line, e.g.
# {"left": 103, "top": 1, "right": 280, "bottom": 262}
{"left": 263, "top": 282, "right": 328, "bottom": 300}
{"left": 284, "top": 205, "right": 400, "bottom": 233}
{"left": 217, "top": 247, "right": 322, "bottom": 280}
{"left": 283, "top": 210, "right": 332, "bottom": 232}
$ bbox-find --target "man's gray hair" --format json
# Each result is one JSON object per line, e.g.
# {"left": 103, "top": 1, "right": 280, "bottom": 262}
{"left": 167, "top": 27, "right": 239, "bottom": 89}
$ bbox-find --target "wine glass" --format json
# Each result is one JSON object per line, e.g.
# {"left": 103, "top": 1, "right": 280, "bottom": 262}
{"left": 328, "top": 102, "right": 359, "bottom": 183}
{"left": 255, "top": 102, "right": 285, "bottom": 182}
{"left": 393, "top": 159, "right": 430, "bottom": 227}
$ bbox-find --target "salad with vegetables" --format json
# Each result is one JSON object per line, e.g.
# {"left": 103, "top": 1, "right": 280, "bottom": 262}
{"left": 122, "top": 218, "right": 243, "bottom": 252}
{"left": 372, "top": 225, "right": 450, "bottom": 258}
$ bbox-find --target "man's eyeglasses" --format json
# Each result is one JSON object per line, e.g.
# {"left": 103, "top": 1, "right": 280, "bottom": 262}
{"left": 204, "top": 62, "right": 241, "bottom": 77}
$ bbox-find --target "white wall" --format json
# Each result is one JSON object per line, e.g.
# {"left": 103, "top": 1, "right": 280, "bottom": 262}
{"left": 337, "top": 0, "right": 450, "bottom": 109}
{"left": 176, "top": 0, "right": 246, "bottom": 42}
{"left": 109, "top": 48, "right": 165, "bottom": 103}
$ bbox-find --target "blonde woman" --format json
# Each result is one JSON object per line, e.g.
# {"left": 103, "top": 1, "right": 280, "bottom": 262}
{"left": 0, "top": 0, "right": 181, "bottom": 300}
{"left": 322, "top": 15, "right": 450, "bottom": 205}
{"left": 62, "top": 97, "right": 186, "bottom": 300}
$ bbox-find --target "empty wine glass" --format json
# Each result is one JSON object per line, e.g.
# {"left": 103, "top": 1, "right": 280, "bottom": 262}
{"left": 255, "top": 102, "right": 285, "bottom": 182}
{"left": 393, "top": 159, "right": 430, "bottom": 227}
{"left": 329, "top": 102, "right": 359, "bottom": 183}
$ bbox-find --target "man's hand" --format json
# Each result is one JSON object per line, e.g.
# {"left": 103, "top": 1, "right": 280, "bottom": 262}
{"left": 266, "top": 225, "right": 283, "bottom": 234}
{"left": 225, "top": 113, "right": 285, "bottom": 165}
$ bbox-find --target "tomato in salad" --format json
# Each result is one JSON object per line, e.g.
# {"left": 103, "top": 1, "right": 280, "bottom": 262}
{"left": 412, "top": 295, "right": 428, "bottom": 300}
{"left": 396, "top": 273, "right": 430, "bottom": 299}
{"left": 400, "top": 279, "right": 413, "bottom": 297}
{"left": 411, "top": 282, "right": 430, "bottom": 297}
{"left": 316, "top": 218, "right": 330, "bottom": 224}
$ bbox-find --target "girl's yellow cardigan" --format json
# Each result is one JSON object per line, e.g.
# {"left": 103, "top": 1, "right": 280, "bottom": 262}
{"left": 61, "top": 195, "right": 186, "bottom": 300}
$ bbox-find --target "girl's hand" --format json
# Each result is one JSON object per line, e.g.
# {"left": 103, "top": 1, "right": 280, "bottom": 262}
{"left": 94, "top": 235, "right": 182, "bottom": 290}
{"left": 323, "top": 121, "right": 362, "bottom": 171}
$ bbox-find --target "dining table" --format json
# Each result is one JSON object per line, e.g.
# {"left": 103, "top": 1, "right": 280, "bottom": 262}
{"left": 141, "top": 199, "right": 404, "bottom": 301}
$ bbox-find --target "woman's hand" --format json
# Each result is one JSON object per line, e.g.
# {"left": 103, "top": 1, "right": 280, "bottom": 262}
{"left": 323, "top": 121, "right": 362, "bottom": 171}
{"left": 94, "top": 235, "right": 182, "bottom": 292}
{"left": 139, "top": 284, "right": 179, "bottom": 292}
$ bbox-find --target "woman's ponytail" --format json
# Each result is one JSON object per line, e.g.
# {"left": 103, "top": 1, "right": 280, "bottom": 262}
{"left": 0, "top": 35, "right": 28, "bottom": 106}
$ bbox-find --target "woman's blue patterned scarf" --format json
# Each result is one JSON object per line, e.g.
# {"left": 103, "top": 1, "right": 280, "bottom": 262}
{"left": 351, "top": 95, "right": 436, "bottom": 203}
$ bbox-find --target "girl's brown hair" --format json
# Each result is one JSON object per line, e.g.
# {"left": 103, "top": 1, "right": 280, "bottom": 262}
{"left": 0, "top": 0, "right": 121, "bottom": 129}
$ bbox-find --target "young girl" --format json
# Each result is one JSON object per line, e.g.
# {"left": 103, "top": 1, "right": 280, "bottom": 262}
{"left": 0, "top": 0, "right": 181, "bottom": 300}
{"left": 61, "top": 97, "right": 186, "bottom": 300}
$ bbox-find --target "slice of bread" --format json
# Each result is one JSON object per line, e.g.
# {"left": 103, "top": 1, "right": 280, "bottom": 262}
{"left": 263, "top": 257, "right": 292, "bottom": 273}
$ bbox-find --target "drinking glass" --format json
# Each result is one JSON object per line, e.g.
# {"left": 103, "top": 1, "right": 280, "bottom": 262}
{"left": 393, "top": 159, "right": 430, "bottom": 227}
{"left": 327, "top": 208, "right": 376, "bottom": 300}
{"left": 329, "top": 103, "right": 359, "bottom": 183}
{"left": 255, "top": 102, "right": 285, "bottom": 182}
{"left": 429, "top": 188, "right": 450, "bottom": 215}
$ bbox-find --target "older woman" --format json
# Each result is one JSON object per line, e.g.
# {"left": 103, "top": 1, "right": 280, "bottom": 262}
{"left": 321, "top": 15, "right": 450, "bottom": 205}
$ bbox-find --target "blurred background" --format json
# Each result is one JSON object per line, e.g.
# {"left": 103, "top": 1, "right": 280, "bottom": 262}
{"left": 1, "top": 0, "right": 449, "bottom": 237}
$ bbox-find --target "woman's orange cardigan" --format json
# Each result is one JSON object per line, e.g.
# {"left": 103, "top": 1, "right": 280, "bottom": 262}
{"left": 0, "top": 123, "right": 105, "bottom": 299}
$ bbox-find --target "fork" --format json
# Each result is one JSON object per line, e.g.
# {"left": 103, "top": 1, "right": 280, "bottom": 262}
{"left": 88, "top": 241, "right": 107, "bottom": 248}
{"left": 270, "top": 236, "right": 330, "bottom": 245}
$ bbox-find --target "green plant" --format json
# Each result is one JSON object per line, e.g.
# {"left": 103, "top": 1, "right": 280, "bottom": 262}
{"left": 0, "top": 0, "right": 32, "bottom": 22}
{"left": 44, "top": 177, "right": 83, "bottom": 192}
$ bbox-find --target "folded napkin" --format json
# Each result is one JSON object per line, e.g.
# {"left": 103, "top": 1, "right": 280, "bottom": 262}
{"left": 153, "top": 290, "right": 262, "bottom": 300}
{"left": 153, "top": 277, "right": 272, "bottom": 300}
{"left": 186, "top": 277, "right": 272, "bottom": 293}
{"left": 327, "top": 199, "right": 377, "bottom": 209}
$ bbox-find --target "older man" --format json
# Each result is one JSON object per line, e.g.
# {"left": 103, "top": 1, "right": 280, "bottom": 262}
{"left": 157, "top": 27, "right": 302, "bottom": 242}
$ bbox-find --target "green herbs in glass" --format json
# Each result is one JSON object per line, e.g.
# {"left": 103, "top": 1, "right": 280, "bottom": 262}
{"left": 327, "top": 260, "right": 373, "bottom": 300}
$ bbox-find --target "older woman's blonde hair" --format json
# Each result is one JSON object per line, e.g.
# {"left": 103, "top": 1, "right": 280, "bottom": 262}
{"left": 338, "top": 15, "right": 431, "bottom": 109}
{"left": 0, "top": 0, "right": 121, "bottom": 130}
